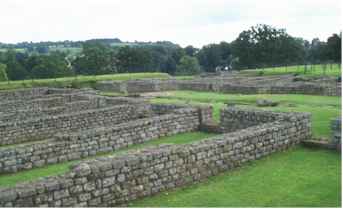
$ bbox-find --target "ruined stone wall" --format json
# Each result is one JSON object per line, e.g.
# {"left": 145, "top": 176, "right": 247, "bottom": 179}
{"left": 219, "top": 84, "right": 260, "bottom": 94}
{"left": 0, "top": 88, "right": 48, "bottom": 101}
{"left": 0, "top": 100, "right": 106, "bottom": 123}
{"left": 126, "top": 80, "right": 157, "bottom": 93}
{"left": 0, "top": 96, "right": 74, "bottom": 113}
{"left": 0, "top": 104, "right": 150, "bottom": 146}
{"left": 0, "top": 88, "right": 89, "bottom": 102}
{"left": 331, "top": 118, "right": 341, "bottom": 146}
{"left": 150, "top": 104, "right": 213, "bottom": 125}
{"left": 0, "top": 108, "right": 311, "bottom": 207}
{"left": 95, "top": 79, "right": 341, "bottom": 96}
{"left": 0, "top": 93, "right": 136, "bottom": 124}
{"left": 220, "top": 107, "right": 311, "bottom": 135}
{"left": 94, "top": 81, "right": 124, "bottom": 93}
{"left": 0, "top": 107, "right": 201, "bottom": 173}
{"left": 0, "top": 91, "right": 99, "bottom": 114}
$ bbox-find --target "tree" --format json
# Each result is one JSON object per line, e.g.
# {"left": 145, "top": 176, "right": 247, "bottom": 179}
{"left": 326, "top": 33, "right": 341, "bottom": 63}
{"left": 163, "top": 57, "right": 177, "bottom": 75}
{"left": 36, "top": 46, "right": 49, "bottom": 54}
{"left": 176, "top": 55, "right": 201, "bottom": 75}
{"left": 115, "top": 46, "right": 152, "bottom": 73}
{"left": 197, "top": 44, "right": 222, "bottom": 72}
{"left": 30, "top": 52, "right": 72, "bottom": 79}
{"left": 231, "top": 24, "right": 305, "bottom": 69}
{"left": 3, "top": 50, "right": 28, "bottom": 80}
{"left": 184, "top": 45, "right": 198, "bottom": 56}
{"left": 0, "top": 63, "right": 8, "bottom": 81}
{"left": 73, "top": 42, "right": 116, "bottom": 75}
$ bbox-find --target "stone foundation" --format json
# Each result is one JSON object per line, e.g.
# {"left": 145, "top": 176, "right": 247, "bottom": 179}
{"left": 0, "top": 105, "right": 311, "bottom": 207}
{"left": 95, "top": 75, "right": 341, "bottom": 96}
{"left": 0, "top": 107, "right": 203, "bottom": 173}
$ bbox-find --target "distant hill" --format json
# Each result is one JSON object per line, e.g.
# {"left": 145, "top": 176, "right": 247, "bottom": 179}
{"left": 0, "top": 38, "right": 180, "bottom": 53}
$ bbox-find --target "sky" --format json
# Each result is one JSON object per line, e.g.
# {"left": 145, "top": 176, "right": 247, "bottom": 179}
{"left": 0, "top": 0, "right": 341, "bottom": 47}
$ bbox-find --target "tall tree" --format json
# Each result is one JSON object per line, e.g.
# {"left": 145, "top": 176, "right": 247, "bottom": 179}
{"left": 326, "top": 33, "right": 341, "bottom": 63}
{"left": 231, "top": 24, "right": 305, "bottom": 69}
{"left": 197, "top": 44, "right": 222, "bottom": 72}
{"left": 30, "top": 52, "right": 71, "bottom": 79}
{"left": 176, "top": 55, "right": 201, "bottom": 75}
{"left": 0, "top": 63, "right": 8, "bottom": 81}
{"left": 184, "top": 45, "right": 198, "bottom": 57}
{"left": 73, "top": 42, "right": 116, "bottom": 75}
{"left": 115, "top": 46, "right": 152, "bottom": 73}
{"left": 3, "top": 50, "right": 28, "bottom": 80}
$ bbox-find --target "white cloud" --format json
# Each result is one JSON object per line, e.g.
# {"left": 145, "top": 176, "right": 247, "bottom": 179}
{"left": 0, "top": 0, "right": 341, "bottom": 47}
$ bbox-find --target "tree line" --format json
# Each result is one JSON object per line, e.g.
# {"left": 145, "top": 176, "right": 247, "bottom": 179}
{"left": 0, "top": 24, "right": 341, "bottom": 81}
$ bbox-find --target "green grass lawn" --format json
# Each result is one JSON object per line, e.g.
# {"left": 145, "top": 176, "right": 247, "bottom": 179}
{"left": 239, "top": 64, "right": 341, "bottom": 77}
{"left": 0, "top": 132, "right": 215, "bottom": 187}
{"left": 150, "top": 91, "right": 341, "bottom": 138}
{"left": 0, "top": 72, "right": 170, "bottom": 91}
{"left": 130, "top": 146, "right": 341, "bottom": 207}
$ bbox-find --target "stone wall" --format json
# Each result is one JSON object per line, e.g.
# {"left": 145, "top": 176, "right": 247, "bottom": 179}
{"left": 0, "top": 104, "right": 150, "bottom": 146}
{"left": 0, "top": 107, "right": 201, "bottom": 173}
{"left": 0, "top": 107, "right": 311, "bottom": 207}
{"left": 95, "top": 78, "right": 341, "bottom": 96}
{"left": 331, "top": 118, "right": 341, "bottom": 148}
{"left": 0, "top": 99, "right": 108, "bottom": 123}
{"left": 220, "top": 107, "right": 311, "bottom": 134}
{"left": 0, "top": 88, "right": 48, "bottom": 101}
{"left": 0, "top": 88, "right": 90, "bottom": 102}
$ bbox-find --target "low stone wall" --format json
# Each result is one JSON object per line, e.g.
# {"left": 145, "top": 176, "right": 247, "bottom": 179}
{"left": 219, "top": 84, "right": 259, "bottom": 94}
{"left": 0, "top": 93, "right": 133, "bottom": 123}
{"left": 0, "top": 107, "right": 311, "bottom": 207}
{"left": 220, "top": 107, "right": 311, "bottom": 134}
{"left": 150, "top": 104, "right": 185, "bottom": 114}
{"left": 0, "top": 104, "right": 150, "bottom": 146}
{"left": 95, "top": 79, "right": 341, "bottom": 96}
{"left": 331, "top": 118, "right": 341, "bottom": 148}
{"left": 0, "top": 88, "right": 48, "bottom": 101}
{"left": 0, "top": 107, "right": 201, "bottom": 173}
{"left": 0, "top": 96, "right": 74, "bottom": 114}
{"left": 0, "top": 99, "right": 108, "bottom": 123}
{"left": 0, "top": 88, "right": 89, "bottom": 102}
{"left": 0, "top": 92, "right": 98, "bottom": 114}
{"left": 151, "top": 104, "right": 213, "bottom": 126}
{"left": 94, "top": 81, "right": 124, "bottom": 93}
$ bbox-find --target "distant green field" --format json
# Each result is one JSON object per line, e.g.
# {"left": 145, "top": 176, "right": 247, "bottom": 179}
{"left": 0, "top": 48, "right": 26, "bottom": 53}
{"left": 49, "top": 46, "right": 82, "bottom": 56}
{"left": 240, "top": 64, "right": 341, "bottom": 77}
{"left": 150, "top": 91, "right": 341, "bottom": 138}
{"left": 0, "top": 72, "right": 170, "bottom": 91}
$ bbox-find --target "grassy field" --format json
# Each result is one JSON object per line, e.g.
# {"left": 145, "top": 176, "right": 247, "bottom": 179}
{"left": 0, "top": 72, "right": 170, "bottom": 91}
{"left": 130, "top": 146, "right": 341, "bottom": 207}
{"left": 150, "top": 91, "right": 341, "bottom": 138}
{"left": 49, "top": 46, "right": 82, "bottom": 57}
{"left": 0, "top": 132, "right": 216, "bottom": 187}
{"left": 239, "top": 64, "right": 341, "bottom": 77}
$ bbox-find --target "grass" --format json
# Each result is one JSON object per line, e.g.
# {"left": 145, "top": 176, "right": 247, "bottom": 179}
{"left": 239, "top": 64, "right": 341, "bottom": 77}
{"left": 0, "top": 72, "right": 171, "bottom": 91}
{"left": 0, "top": 132, "right": 216, "bottom": 187}
{"left": 150, "top": 91, "right": 341, "bottom": 138}
{"left": 130, "top": 146, "right": 341, "bottom": 207}
{"left": 49, "top": 46, "right": 82, "bottom": 57}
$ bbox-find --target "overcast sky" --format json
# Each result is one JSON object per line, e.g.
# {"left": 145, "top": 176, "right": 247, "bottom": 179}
{"left": 0, "top": 0, "right": 341, "bottom": 47}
